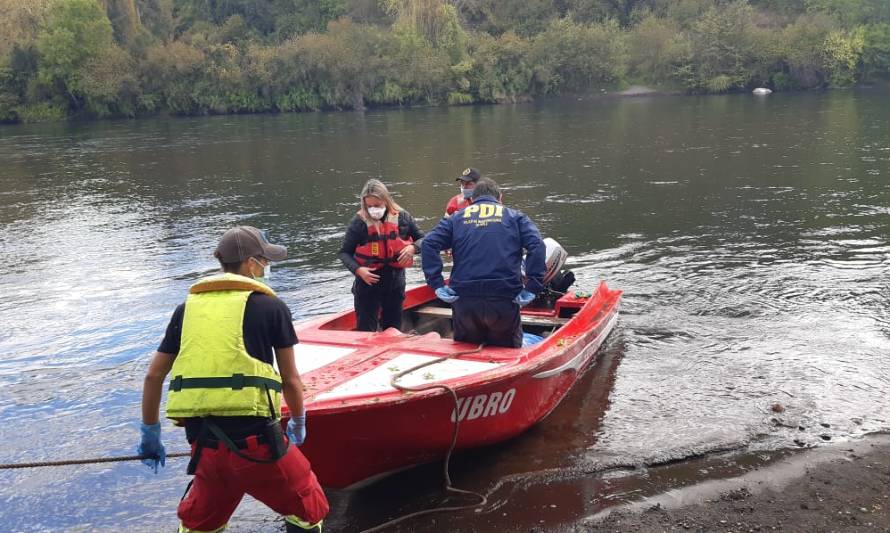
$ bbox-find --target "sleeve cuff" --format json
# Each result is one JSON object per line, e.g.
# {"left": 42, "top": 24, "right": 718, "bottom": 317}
{"left": 525, "top": 281, "right": 544, "bottom": 294}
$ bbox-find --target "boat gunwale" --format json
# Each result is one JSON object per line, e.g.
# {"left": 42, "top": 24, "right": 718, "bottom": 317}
{"left": 290, "top": 282, "right": 621, "bottom": 415}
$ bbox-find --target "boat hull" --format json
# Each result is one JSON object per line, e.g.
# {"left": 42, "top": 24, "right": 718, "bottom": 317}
{"left": 291, "top": 282, "right": 621, "bottom": 488}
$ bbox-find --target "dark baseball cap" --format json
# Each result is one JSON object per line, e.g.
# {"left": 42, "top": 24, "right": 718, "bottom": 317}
{"left": 214, "top": 226, "right": 287, "bottom": 263}
{"left": 456, "top": 167, "right": 481, "bottom": 182}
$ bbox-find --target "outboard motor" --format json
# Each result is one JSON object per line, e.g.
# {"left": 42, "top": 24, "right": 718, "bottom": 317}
{"left": 548, "top": 269, "right": 575, "bottom": 294}
{"left": 521, "top": 237, "right": 575, "bottom": 296}
{"left": 542, "top": 238, "right": 575, "bottom": 296}
{"left": 522, "top": 238, "right": 573, "bottom": 291}
{"left": 542, "top": 238, "right": 568, "bottom": 286}
{"left": 521, "top": 238, "right": 575, "bottom": 308}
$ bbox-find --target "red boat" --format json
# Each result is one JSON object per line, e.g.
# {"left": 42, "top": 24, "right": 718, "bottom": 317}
{"left": 283, "top": 281, "right": 622, "bottom": 489}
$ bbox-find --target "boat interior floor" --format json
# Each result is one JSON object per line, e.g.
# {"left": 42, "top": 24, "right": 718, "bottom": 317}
{"left": 402, "top": 304, "right": 565, "bottom": 340}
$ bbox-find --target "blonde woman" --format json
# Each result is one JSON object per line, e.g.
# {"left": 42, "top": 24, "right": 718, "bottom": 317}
{"left": 338, "top": 179, "right": 425, "bottom": 331}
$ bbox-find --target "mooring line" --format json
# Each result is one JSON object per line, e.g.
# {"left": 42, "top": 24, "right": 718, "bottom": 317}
{"left": 359, "top": 343, "right": 487, "bottom": 533}
{"left": 0, "top": 452, "right": 191, "bottom": 470}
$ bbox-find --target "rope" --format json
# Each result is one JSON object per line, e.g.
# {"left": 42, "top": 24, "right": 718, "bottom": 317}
{"left": 359, "top": 343, "right": 488, "bottom": 533}
{"left": 0, "top": 452, "right": 191, "bottom": 470}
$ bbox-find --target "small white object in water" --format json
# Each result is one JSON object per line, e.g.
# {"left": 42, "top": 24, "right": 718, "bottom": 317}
{"left": 753, "top": 87, "right": 772, "bottom": 95}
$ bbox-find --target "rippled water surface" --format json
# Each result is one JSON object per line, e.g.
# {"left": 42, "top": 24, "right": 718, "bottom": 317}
{"left": 1, "top": 92, "right": 888, "bottom": 532}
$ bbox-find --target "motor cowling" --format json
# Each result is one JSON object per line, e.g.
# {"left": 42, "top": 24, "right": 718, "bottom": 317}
{"left": 542, "top": 238, "right": 567, "bottom": 286}
{"left": 521, "top": 238, "right": 572, "bottom": 295}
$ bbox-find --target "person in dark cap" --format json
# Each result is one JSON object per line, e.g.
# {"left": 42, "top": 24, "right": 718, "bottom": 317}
{"left": 445, "top": 167, "right": 481, "bottom": 216}
{"left": 137, "top": 226, "right": 329, "bottom": 533}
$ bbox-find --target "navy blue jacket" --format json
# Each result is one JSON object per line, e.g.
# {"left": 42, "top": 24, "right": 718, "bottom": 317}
{"left": 422, "top": 196, "right": 546, "bottom": 298}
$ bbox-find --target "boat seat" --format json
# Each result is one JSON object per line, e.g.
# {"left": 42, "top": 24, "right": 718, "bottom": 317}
{"left": 412, "top": 305, "right": 568, "bottom": 328}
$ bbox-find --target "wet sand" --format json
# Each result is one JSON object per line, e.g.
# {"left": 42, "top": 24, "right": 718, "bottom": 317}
{"left": 232, "top": 433, "right": 890, "bottom": 532}
{"left": 572, "top": 433, "right": 890, "bottom": 533}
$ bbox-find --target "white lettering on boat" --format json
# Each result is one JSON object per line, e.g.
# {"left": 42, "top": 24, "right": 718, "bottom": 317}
{"left": 451, "top": 388, "right": 516, "bottom": 422}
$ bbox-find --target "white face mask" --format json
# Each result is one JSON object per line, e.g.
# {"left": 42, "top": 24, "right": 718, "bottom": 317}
{"left": 250, "top": 257, "right": 271, "bottom": 283}
{"left": 367, "top": 206, "right": 386, "bottom": 220}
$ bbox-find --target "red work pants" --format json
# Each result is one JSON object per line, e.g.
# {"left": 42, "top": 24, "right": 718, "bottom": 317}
{"left": 178, "top": 436, "right": 329, "bottom": 531}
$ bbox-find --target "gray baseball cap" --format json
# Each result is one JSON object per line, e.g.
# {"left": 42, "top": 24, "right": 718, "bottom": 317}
{"left": 214, "top": 226, "right": 287, "bottom": 263}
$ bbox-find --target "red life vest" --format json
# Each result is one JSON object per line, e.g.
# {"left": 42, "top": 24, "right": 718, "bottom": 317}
{"left": 354, "top": 211, "right": 414, "bottom": 269}
{"left": 445, "top": 193, "right": 471, "bottom": 216}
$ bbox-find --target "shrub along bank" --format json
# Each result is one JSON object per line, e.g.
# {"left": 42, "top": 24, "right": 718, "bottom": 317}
{"left": 1, "top": 0, "right": 888, "bottom": 123}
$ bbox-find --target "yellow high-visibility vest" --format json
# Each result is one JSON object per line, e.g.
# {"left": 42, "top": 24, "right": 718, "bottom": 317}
{"left": 165, "top": 273, "right": 283, "bottom": 419}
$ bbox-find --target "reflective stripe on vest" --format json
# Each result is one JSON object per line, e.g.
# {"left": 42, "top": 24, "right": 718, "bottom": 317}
{"left": 165, "top": 273, "right": 284, "bottom": 419}
{"left": 353, "top": 212, "right": 413, "bottom": 269}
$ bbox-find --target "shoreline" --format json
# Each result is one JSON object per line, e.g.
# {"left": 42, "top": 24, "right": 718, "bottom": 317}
{"left": 318, "top": 433, "right": 890, "bottom": 532}
{"left": 4, "top": 83, "right": 889, "bottom": 128}
{"left": 571, "top": 433, "right": 890, "bottom": 532}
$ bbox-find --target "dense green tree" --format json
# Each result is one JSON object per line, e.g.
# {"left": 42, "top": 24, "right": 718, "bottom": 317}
{"left": 101, "top": 0, "right": 140, "bottom": 44}
{"left": 2, "top": 0, "right": 889, "bottom": 123}
{"left": 274, "top": 0, "right": 348, "bottom": 38}
{"left": 821, "top": 27, "right": 865, "bottom": 87}
{"left": 79, "top": 44, "right": 140, "bottom": 115}
{"left": 385, "top": 0, "right": 467, "bottom": 60}
{"left": 0, "top": 0, "right": 59, "bottom": 59}
{"left": 35, "top": 0, "right": 116, "bottom": 107}
{"left": 0, "top": 43, "right": 42, "bottom": 121}
{"left": 173, "top": 0, "right": 348, "bottom": 39}
{"left": 139, "top": 40, "right": 207, "bottom": 113}
{"left": 626, "top": 13, "right": 689, "bottom": 84}
{"left": 0, "top": 68, "right": 17, "bottom": 121}
{"left": 530, "top": 19, "right": 625, "bottom": 94}
{"left": 861, "top": 23, "right": 890, "bottom": 81}
{"left": 5, "top": 46, "right": 39, "bottom": 98}
{"left": 804, "top": 0, "right": 890, "bottom": 26}
{"left": 748, "top": 0, "right": 806, "bottom": 17}
{"left": 678, "top": 1, "right": 762, "bottom": 92}
{"left": 137, "top": 0, "right": 175, "bottom": 40}
{"left": 463, "top": 31, "right": 533, "bottom": 102}
{"left": 778, "top": 13, "right": 834, "bottom": 88}
{"left": 665, "top": 0, "right": 719, "bottom": 29}
{"left": 568, "top": 0, "right": 662, "bottom": 26}
{"left": 173, "top": 0, "right": 276, "bottom": 34}
{"left": 456, "top": 0, "right": 560, "bottom": 36}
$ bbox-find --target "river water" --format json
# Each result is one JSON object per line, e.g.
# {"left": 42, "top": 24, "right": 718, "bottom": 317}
{"left": 0, "top": 91, "right": 888, "bottom": 532}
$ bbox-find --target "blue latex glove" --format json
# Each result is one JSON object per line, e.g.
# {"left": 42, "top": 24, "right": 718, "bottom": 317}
{"left": 287, "top": 412, "right": 306, "bottom": 447}
{"left": 137, "top": 422, "right": 166, "bottom": 474}
{"left": 435, "top": 286, "right": 459, "bottom": 304}
{"left": 514, "top": 289, "right": 535, "bottom": 308}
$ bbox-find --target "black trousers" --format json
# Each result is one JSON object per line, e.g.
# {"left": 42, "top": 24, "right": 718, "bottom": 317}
{"left": 451, "top": 295, "right": 522, "bottom": 348}
{"left": 352, "top": 267, "right": 406, "bottom": 332}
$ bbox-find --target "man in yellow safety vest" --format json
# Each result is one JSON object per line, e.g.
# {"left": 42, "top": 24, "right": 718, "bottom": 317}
{"left": 137, "top": 226, "right": 328, "bottom": 533}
